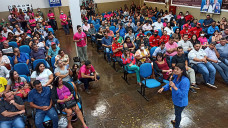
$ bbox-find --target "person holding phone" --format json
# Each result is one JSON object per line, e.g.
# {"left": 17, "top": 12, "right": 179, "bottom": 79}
{"left": 158, "top": 63, "right": 190, "bottom": 128}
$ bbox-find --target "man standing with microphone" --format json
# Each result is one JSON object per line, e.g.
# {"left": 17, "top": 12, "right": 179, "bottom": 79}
{"left": 158, "top": 63, "right": 190, "bottom": 128}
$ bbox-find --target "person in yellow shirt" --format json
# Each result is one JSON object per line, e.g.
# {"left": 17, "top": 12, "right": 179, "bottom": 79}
{"left": 0, "top": 77, "right": 7, "bottom": 97}
{"left": 135, "top": 43, "right": 151, "bottom": 65}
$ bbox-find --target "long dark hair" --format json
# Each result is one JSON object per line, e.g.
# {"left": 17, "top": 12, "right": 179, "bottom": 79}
{"left": 175, "top": 63, "right": 188, "bottom": 82}
{"left": 156, "top": 52, "right": 164, "bottom": 61}
{"left": 124, "top": 36, "right": 132, "bottom": 44}
{"left": 9, "top": 70, "right": 21, "bottom": 86}
{"left": 35, "top": 62, "right": 45, "bottom": 76}
{"left": 53, "top": 76, "right": 60, "bottom": 88}
{"left": 175, "top": 28, "right": 181, "bottom": 40}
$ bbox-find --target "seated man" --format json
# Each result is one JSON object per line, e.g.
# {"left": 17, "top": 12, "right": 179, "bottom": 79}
{"left": 149, "top": 30, "right": 160, "bottom": 47}
{"left": 180, "top": 24, "right": 191, "bottom": 39}
{"left": 1, "top": 40, "right": 14, "bottom": 57}
{"left": 152, "top": 42, "right": 166, "bottom": 58}
{"left": 178, "top": 34, "right": 193, "bottom": 53}
{"left": 124, "top": 29, "right": 135, "bottom": 42}
{"left": 142, "top": 20, "right": 152, "bottom": 32}
{"left": 102, "top": 33, "right": 113, "bottom": 64}
{"left": 13, "top": 47, "right": 29, "bottom": 65}
{"left": 82, "top": 21, "right": 90, "bottom": 35}
{"left": 172, "top": 46, "right": 199, "bottom": 93}
{"left": 88, "top": 24, "right": 96, "bottom": 43}
{"left": 0, "top": 65, "right": 9, "bottom": 78}
{"left": 105, "top": 26, "right": 114, "bottom": 38}
{"left": 14, "top": 26, "right": 24, "bottom": 37}
{"left": 28, "top": 80, "right": 58, "bottom": 128}
{"left": 47, "top": 42, "right": 60, "bottom": 58}
{"left": 165, "top": 37, "right": 178, "bottom": 57}
{"left": 46, "top": 34, "right": 60, "bottom": 49}
{"left": 152, "top": 17, "right": 163, "bottom": 31}
{"left": 188, "top": 42, "right": 216, "bottom": 88}
{"left": 135, "top": 42, "right": 151, "bottom": 64}
{"left": 115, "top": 23, "right": 126, "bottom": 38}
{"left": 205, "top": 42, "right": 228, "bottom": 85}
{"left": 0, "top": 91, "right": 25, "bottom": 128}
{"left": 78, "top": 60, "right": 100, "bottom": 94}
{"left": 112, "top": 37, "right": 123, "bottom": 66}
{"left": 207, "top": 20, "right": 219, "bottom": 36}
{"left": 216, "top": 38, "right": 228, "bottom": 66}
{"left": 31, "top": 44, "right": 47, "bottom": 61}
{"left": 135, "top": 34, "right": 149, "bottom": 49}
{"left": 190, "top": 23, "right": 202, "bottom": 37}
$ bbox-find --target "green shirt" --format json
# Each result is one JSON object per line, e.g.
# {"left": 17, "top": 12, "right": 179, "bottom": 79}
{"left": 118, "top": 37, "right": 123, "bottom": 44}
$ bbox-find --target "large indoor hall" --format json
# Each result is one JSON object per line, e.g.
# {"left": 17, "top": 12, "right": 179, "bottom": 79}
{"left": 0, "top": 0, "right": 228, "bottom": 128}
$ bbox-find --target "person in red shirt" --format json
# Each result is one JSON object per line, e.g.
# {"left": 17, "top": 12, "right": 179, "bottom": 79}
{"left": 0, "top": 34, "right": 7, "bottom": 43}
{"left": 149, "top": 30, "right": 160, "bottom": 47}
{"left": 185, "top": 11, "right": 194, "bottom": 22}
{"left": 190, "top": 23, "right": 202, "bottom": 37}
{"left": 180, "top": 24, "right": 191, "bottom": 39}
{"left": 160, "top": 30, "right": 170, "bottom": 44}
{"left": 112, "top": 37, "right": 123, "bottom": 66}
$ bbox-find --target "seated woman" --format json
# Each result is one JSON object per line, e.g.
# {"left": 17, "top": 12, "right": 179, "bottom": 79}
{"left": 55, "top": 50, "right": 70, "bottom": 68}
{"left": 31, "top": 62, "right": 53, "bottom": 87}
{"left": 211, "top": 30, "right": 222, "bottom": 43}
{"left": 154, "top": 53, "right": 172, "bottom": 80}
{"left": 51, "top": 77, "right": 87, "bottom": 128}
{"left": 6, "top": 70, "right": 27, "bottom": 93}
{"left": 95, "top": 28, "right": 104, "bottom": 52}
{"left": 54, "top": 60, "right": 78, "bottom": 99}
{"left": 0, "top": 50, "right": 11, "bottom": 70}
{"left": 172, "top": 28, "right": 181, "bottom": 42}
{"left": 123, "top": 36, "right": 135, "bottom": 52}
{"left": 71, "top": 64, "right": 81, "bottom": 85}
{"left": 190, "top": 34, "right": 200, "bottom": 46}
{"left": 198, "top": 31, "right": 208, "bottom": 49}
{"left": 116, "top": 32, "right": 124, "bottom": 44}
{"left": 135, "top": 43, "right": 151, "bottom": 65}
{"left": 121, "top": 48, "right": 141, "bottom": 85}
{"left": 164, "top": 22, "right": 174, "bottom": 36}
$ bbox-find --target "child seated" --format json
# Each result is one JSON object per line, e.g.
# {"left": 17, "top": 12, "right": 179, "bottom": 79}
{"left": 16, "top": 82, "right": 31, "bottom": 99}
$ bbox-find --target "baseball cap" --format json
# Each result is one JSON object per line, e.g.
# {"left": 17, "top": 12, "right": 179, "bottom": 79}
{"left": 184, "top": 24, "right": 189, "bottom": 27}
{"left": 197, "top": 23, "right": 201, "bottom": 25}
{"left": 51, "top": 42, "right": 56, "bottom": 45}
{"left": 154, "top": 30, "right": 158, "bottom": 33}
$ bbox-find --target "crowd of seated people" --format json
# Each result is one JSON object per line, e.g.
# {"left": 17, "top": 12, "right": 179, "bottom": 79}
{"left": 81, "top": 2, "right": 228, "bottom": 94}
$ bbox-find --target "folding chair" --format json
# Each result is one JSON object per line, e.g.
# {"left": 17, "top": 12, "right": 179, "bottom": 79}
{"left": 122, "top": 66, "right": 136, "bottom": 85}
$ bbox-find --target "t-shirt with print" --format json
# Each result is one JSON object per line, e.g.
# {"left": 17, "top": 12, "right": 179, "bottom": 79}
{"left": 31, "top": 69, "right": 53, "bottom": 86}
{"left": 78, "top": 65, "right": 95, "bottom": 79}
{"left": 73, "top": 32, "right": 87, "bottom": 47}
{"left": 0, "top": 77, "right": 7, "bottom": 93}
{"left": 59, "top": 14, "right": 68, "bottom": 25}
{"left": 7, "top": 77, "right": 26, "bottom": 92}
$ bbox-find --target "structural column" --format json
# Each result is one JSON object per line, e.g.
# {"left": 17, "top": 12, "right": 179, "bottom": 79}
{"left": 68, "top": 0, "right": 83, "bottom": 56}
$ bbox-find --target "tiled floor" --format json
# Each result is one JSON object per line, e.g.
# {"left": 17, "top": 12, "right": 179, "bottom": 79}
{"left": 57, "top": 29, "right": 228, "bottom": 128}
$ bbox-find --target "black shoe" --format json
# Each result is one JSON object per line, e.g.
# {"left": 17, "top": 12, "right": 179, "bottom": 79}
{"left": 171, "top": 120, "right": 175, "bottom": 127}
{"left": 85, "top": 89, "right": 91, "bottom": 94}
{"left": 191, "top": 84, "right": 200, "bottom": 90}
{"left": 190, "top": 88, "right": 197, "bottom": 93}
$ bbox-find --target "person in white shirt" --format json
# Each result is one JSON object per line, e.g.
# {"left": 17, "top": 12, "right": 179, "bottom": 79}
{"left": 152, "top": 18, "right": 163, "bottom": 30}
{"left": 14, "top": 27, "right": 24, "bottom": 37}
{"left": 162, "top": 12, "right": 174, "bottom": 22}
{"left": 178, "top": 34, "right": 193, "bottom": 52}
{"left": 164, "top": 22, "right": 174, "bottom": 35}
{"left": 1, "top": 27, "right": 13, "bottom": 38}
{"left": 142, "top": 21, "right": 152, "bottom": 32}
{"left": 80, "top": 6, "right": 87, "bottom": 16}
{"left": 82, "top": 21, "right": 90, "bottom": 35}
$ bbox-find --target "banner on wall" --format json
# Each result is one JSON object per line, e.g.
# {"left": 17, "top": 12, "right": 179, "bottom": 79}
{"left": 8, "top": 4, "right": 33, "bottom": 12}
{"left": 200, "top": 0, "right": 223, "bottom": 14}
{"left": 49, "top": 0, "right": 62, "bottom": 7}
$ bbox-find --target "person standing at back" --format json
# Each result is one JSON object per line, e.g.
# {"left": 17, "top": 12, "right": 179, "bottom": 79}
{"left": 73, "top": 25, "right": 88, "bottom": 62}
{"left": 59, "top": 10, "right": 70, "bottom": 35}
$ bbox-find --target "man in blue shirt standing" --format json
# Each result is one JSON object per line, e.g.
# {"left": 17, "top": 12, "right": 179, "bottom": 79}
{"left": 116, "top": 23, "right": 126, "bottom": 38}
{"left": 102, "top": 33, "right": 113, "bottom": 64}
{"left": 28, "top": 80, "right": 58, "bottom": 128}
{"left": 13, "top": 47, "right": 29, "bottom": 65}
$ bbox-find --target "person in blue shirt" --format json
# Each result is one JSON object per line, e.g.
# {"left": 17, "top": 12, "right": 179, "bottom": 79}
{"left": 102, "top": 33, "right": 113, "bottom": 63}
{"left": 46, "top": 34, "right": 60, "bottom": 49}
{"left": 48, "top": 42, "right": 60, "bottom": 58}
{"left": 158, "top": 63, "right": 190, "bottom": 128}
{"left": 207, "top": 21, "right": 219, "bottom": 36}
{"left": 12, "top": 48, "right": 29, "bottom": 65}
{"left": 203, "top": 15, "right": 213, "bottom": 32}
{"left": 116, "top": 23, "right": 126, "bottom": 38}
{"left": 216, "top": 38, "right": 228, "bottom": 66}
{"left": 28, "top": 80, "right": 58, "bottom": 128}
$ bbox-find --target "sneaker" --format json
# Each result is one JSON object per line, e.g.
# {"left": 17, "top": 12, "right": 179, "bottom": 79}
{"left": 190, "top": 88, "right": 197, "bottom": 93}
{"left": 85, "top": 89, "right": 91, "bottom": 94}
{"left": 191, "top": 84, "right": 200, "bottom": 90}
{"left": 206, "top": 83, "right": 217, "bottom": 89}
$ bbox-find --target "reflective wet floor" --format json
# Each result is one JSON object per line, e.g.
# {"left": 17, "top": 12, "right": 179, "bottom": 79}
{"left": 57, "top": 29, "right": 228, "bottom": 128}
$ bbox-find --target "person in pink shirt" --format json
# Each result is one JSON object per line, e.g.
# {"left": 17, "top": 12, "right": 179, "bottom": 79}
{"left": 198, "top": 31, "right": 209, "bottom": 49}
{"left": 47, "top": 10, "right": 57, "bottom": 30}
{"left": 0, "top": 34, "right": 7, "bottom": 43}
{"left": 29, "top": 15, "right": 36, "bottom": 30}
{"left": 165, "top": 37, "right": 178, "bottom": 56}
{"left": 73, "top": 25, "right": 88, "bottom": 62}
{"left": 59, "top": 10, "right": 69, "bottom": 35}
{"left": 105, "top": 26, "right": 114, "bottom": 37}
{"left": 78, "top": 60, "right": 100, "bottom": 94}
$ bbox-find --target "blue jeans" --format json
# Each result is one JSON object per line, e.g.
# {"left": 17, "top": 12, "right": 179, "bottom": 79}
{"left": 35, "top": 107, "right": 58, "bottom": 128}
{"left": 0, "top": 116, "right": 24, "bottom": 128}
{"left": 62, "top": 25, "right": 69, "bottom": 35}
{"left": 91, "top": 35, "right": 96, "bottom": 43}
{"left": 174, "top": 105, "right": 185, "bottom": 128}
{"left": 105, "top": 47, "right": 111, "bottom": 62}
{"left": 225, "top": 59, "right": 228, "bottom": 66}
{"left": 211, "top": 62, "right": 228, "bottom": 84}
{"left": 193, "top": 62, "right": 216, "bottom": 85}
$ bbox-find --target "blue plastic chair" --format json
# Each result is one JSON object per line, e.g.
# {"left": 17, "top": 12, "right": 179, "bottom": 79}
{"left": 173, "top": 26, "right": 179, "bottom": 32}
{"left": 150, "top": 47, "right": 157, "bottom": 57}
{"left": 19, "top": 45, "right": 31, "bottom": 55}
{"left": 94, "top": 24, "right": 100, "bottom": 32}
{"left": 96, "top": 19, "right": 100, "bottom": 25}
{"left": 109, "top": 26, "right": 116, "bottom": 34}
{"left": 107, "top": 12, "right": 112, "bottom": 15}
{"left": 51, "top": 56, "right": 56, "bottom": 69}
{"left": 199, "top": 19, "right": 204, "bottom": 27}
{"left": 102, "top": 13, "right": 105, "bottom": 17}
{"left": 14, "top": 63, "right": 30, "bottom": 76}
{"left": 158, "top": 29, "right": 162, "bottom": 37}
{"left": 122, "top": 66, "right": 136, "bottom": 85}
{"left": 138, "top": 63, "right": 161, "bottom": 101}
{"left": 135, "top": 33, "right": 139, "bottom": 38}
{"left": 33, "top": 59, "right": 48, "bottom": 70}
{"left": 209, "top": 36, "right": 213, "bottom": 43}
{"left": 8, "top": 41, "right": 18, "bottom": 48}
{"left": 8, "top": 56, "right": 14, "bottom": 67}
{"left": 144, "top": 31, "right": 152, "bottom": 36}
{"left": 20, "top": 75, "right": 30, "bottom": 82}
{"left": 181, "top": 25, "right": 184, "bottom": 30}
{"left": 48, "top": 28, "right": 55, "bottom": 35}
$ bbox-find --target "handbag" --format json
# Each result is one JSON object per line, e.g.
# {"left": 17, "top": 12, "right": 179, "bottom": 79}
{"left": 64, "top": 99, "right": 77, "bottom": 109}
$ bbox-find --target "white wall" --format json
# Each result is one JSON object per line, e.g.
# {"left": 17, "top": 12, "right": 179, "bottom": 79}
{"left": 94, "top": 0, "right": 128, "bottom": 3}
{"left": 0, "top": 0, "right": 70, "bottom": 12}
